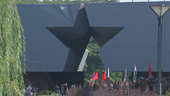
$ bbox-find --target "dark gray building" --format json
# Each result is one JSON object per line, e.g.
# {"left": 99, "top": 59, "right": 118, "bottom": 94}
{"left": 18, "top": 2, "right": 170, "bottom": 72}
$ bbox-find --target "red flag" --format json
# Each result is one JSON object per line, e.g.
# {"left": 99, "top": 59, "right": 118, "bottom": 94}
{"left": 88, "top": 80, "right": 93, "bottom": 86}
{"left": 92, "top": 72, "right": 98, "bottom": 80}
{"left": 101, "top": 70, "right": 106, "bottom": 83}
{"left": 149, "top": 63, "right": 152, "bottom": 78}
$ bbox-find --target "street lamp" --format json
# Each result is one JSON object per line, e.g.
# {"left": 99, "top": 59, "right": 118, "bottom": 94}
{"left": 149, "top": 4, "right": 170, "bottom": 96}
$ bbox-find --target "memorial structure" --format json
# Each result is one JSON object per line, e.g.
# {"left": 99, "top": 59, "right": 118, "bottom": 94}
{"left": 18, "top": 3, "right": 123, "bottom": 72}
{"left": 18, "top": 2, "right": 170, "bottom": 89}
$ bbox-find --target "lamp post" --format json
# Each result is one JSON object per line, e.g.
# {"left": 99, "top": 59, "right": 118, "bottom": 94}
{"left": 150, "top": 4, "right": 170, "bottom": 96}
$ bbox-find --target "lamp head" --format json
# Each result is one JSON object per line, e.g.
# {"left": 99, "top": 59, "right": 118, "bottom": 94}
{"left": 150, "top": 4, "right": 170, "bottom": 17}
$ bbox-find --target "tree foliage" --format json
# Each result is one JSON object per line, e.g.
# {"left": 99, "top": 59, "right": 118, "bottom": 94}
{"left": 17, "top": 0, "right": 119, "bottom": 4}
{"left": 86, "top": 37, "right": 104, "bottom": 72}
{"left": 83, "top": 37, "right": 123, "bottom": 84}
{"left": 0, "top": 0, "right": 25, "bottom": 95}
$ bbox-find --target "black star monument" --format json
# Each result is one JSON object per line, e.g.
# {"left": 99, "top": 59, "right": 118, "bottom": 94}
{"left": 47, "top": 3, "right": 123, "bottom": 72}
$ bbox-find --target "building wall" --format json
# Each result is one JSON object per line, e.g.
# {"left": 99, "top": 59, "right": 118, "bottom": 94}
{"left": 18, "top": 2, "right": 170, "bottom": 72}
{"left": 85, "top": 2, "right": 170, "bottom": 72}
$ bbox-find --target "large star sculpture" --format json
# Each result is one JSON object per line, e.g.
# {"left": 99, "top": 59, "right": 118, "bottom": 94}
{"left": 47, "top": 3, "right": 123, "bottom": 72}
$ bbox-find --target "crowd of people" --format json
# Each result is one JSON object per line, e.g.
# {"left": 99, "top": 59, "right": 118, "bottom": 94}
{"left": 23, "top": 69, "right": 170, "bottom": 96}
{"left": 65, "top": 78, "right": 157, "bottom": 96}
{"left": 24, "top": 76, "right": 158, "bottom": 96}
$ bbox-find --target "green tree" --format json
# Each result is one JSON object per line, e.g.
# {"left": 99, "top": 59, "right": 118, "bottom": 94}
{"left": 17, "top": 0, "right": 119, "bottom": 4}
{"left": 86, "top": 37, "right": 104, "bottom": 72}
{"left": 84, "top": 37, "right": 123, "bottom": 84}
{"left": 0, "top": 0, "right": 25, "bottom": 96}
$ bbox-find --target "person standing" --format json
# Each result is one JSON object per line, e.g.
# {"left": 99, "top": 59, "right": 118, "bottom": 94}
{"left": 60, "top": 84, "right": 65, "bottom": 96}
{"left": 56, "top": 84, "right": 60, "bottom": 95}
{"left": 26, "top": 84, "right": 33, "bottom": 96}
